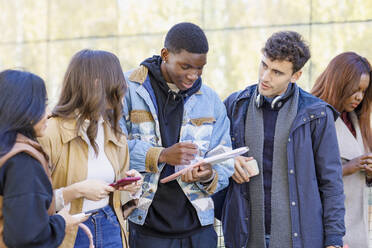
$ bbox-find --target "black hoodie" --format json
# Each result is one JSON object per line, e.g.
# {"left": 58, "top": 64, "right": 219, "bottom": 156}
{"left": 130, "top": 56, "right": 207, "bottom": 238}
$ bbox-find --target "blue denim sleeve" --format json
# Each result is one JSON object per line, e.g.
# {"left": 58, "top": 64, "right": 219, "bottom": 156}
{"left": 210, "top": 93, "right": 239, "bottom": 219}
{"left": 120, "top": 101, "right": 154, "bottom": 173}
{"left": 312, "top": 106, "right": 345, "bottom": 246}
{"left": 206, "top": 97, "right": 234, "bottom": 193}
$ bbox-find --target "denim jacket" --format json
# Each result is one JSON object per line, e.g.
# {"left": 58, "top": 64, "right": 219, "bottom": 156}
{"left": 120, "top": 66, "right": 234, "bottom": 226}
{"left": 213, "top": 84, "right": 345, "bottom": 248}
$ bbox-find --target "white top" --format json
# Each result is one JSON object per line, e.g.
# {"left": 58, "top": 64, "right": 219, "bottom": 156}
{"left": 54, "top": 118, "right": 141, "bottom": 212}
{"left": 81, "top": 118, "right": 115, "bottom": 212}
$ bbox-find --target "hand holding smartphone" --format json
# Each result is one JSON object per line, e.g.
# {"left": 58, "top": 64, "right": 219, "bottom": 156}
{"left": 242, "top": 159, "right": 259, "bottom": 177}
{"left": 109, "top": 176, "right": 141, "bottom": 189}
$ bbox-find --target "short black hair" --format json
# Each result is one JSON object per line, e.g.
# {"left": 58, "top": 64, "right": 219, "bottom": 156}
{"left": 262, "top": 31, "right": 310, "bottom": 73}
{"left": 164, "top": 22, "right": 209, "bottom": 54}
{"left": 0, "top": 69, "right": 47, "bottom": 156}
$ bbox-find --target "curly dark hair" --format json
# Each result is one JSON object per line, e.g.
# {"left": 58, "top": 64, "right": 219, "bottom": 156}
{"left": 262, "top": 31, "right": 310, "bottom": 73}
{"left": 164, "top": 22, "right": 209, "bottom": 54}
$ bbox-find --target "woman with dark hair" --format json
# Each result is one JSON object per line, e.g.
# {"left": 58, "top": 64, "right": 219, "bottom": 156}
{"left": 312, "top": 52, "right": 372, "bottom": 248}
{"left": 38, "top": 49, "right": 142, "bottom": 248}
{"left": 0, "top": 69, "right": 84, "bottom": 247}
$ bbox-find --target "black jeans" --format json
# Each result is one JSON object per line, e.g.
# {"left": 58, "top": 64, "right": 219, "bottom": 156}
{"left": 129, "top": 224, "right": 217, "bottom": 248}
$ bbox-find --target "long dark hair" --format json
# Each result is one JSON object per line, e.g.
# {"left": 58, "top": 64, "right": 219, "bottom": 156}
{"left": 52, "top": 49, "right": 127, "bottom": 155}
{"left": 312, "top": 52, "right": 372, "bottom": 150}
{"left": 0, "top": 69, "right": 47, "bottom": 156}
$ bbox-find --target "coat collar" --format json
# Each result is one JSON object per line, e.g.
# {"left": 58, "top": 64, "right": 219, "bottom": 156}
{"left": 129, "top": 65, "right": 148, "bottom": 84}
{"left": 57, "top": 117, "right": 125, "bottom": 147}
{"left": 335, "top": 111, "right": 365, "bottom": 159}
{"left": 128, "top": 65, "right": 203, "bottom": 95}
{"left": 235, "top": 84, "right": 256, "bottom": 103}
{"left": 233, "top": 84, "right": 340, "bottom": 134}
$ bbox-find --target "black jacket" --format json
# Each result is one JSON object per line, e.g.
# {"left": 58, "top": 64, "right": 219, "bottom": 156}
{"left": 0, "top": 153, "right": 65, "bottom": 248}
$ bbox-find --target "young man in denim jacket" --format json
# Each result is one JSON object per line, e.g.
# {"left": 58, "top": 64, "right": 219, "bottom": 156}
{"left": 213, "top": 31, "right": 345, "bottom": 248}
{"left": 120, "top": 22, "right": 234, "bottom": 248}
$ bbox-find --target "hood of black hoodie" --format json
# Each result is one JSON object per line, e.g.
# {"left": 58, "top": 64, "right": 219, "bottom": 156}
{"left": 140, "top": 55, "right": 166, "bottom": 87}
{"left": 140, "top": 55, "right": 202, "bottom": 96}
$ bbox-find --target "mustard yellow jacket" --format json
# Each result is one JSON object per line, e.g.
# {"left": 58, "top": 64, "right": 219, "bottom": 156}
{"left": 38, "top": 117, "right": 130, "bottom": 248}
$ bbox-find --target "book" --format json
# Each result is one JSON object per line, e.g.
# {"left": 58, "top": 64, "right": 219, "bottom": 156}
{"left": 160, "top": 146, "right": 249, "bottom": 183}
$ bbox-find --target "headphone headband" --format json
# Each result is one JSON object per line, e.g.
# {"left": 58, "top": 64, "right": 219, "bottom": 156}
{"left": 255, "top": 84, "right": 295, "bottom": 110}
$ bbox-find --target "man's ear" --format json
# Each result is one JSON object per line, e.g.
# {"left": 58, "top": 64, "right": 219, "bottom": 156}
{"left": 160, "top": 48, "right": 169, "bottom": 63}
{"left": 290, "top": 70, "right": 302, "bottom": 83}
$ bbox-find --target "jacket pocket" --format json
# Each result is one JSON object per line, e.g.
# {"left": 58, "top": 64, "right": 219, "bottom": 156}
{"left": 183, "top": 117, "right": 216, "bottom": 155}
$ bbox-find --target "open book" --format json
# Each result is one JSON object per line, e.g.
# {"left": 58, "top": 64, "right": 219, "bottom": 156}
{"left": 160, "top": 146, "right": 249, "bottom": 183}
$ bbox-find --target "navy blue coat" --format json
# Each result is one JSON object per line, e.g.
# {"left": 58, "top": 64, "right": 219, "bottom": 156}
{"left": 0, "top": 153, "right": 65, "bottom": 248}
{"left": 213, "top": 84, "right": 345, "bottom": 248}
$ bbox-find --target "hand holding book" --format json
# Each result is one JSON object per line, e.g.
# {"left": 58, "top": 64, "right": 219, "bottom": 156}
{"left": 160, "top": 146, "right": 250, "bottom": 183}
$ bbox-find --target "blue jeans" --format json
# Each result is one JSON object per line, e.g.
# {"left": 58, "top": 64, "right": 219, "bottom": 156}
{"left": 74, "top": 205, "right": 123, "bottom": 248}
{"left": 265, "top": 234, "right": 270, "bottom": 248}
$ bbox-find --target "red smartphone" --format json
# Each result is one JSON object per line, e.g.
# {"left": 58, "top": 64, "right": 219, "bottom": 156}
{"left": 109, "top": 176, "right": 141, "bottom": 188}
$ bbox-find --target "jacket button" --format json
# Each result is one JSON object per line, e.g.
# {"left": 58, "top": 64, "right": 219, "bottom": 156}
{"left": 294, "top": 232, "right": 298, "bottom": 237}
{"left": 289, "top": 169, "right": 294, "bottom": 174}
{"left": 288, "top": 138, "right": 291, "bottom": 142}
{"left": 138, "top": 216, "right": 142, "bottom": 220}
{"left": 310, "top": 115, "right": 314, "bottom": 119}
{"left": 291, "top": 201, "right": 296, "bottom": 206}
{"left": 231, "top": 137, "right": 235, "bottom": 141}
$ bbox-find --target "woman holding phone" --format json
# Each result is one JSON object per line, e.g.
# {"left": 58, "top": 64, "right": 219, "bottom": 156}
{"left": 312, "top": 52, "right": 372, "bottom": 248}
{"left": 0, "top": 69, "right": 85, "bottom": 247}
{"left": 38, "top": 49, "right": 142, "bottom": 248}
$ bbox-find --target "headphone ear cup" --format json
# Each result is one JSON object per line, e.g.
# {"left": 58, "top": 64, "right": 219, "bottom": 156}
{"left": 271, "top": 95, "right": 283, "bottom": 110}
{"left": 255, "top": 94, "right": 263, "bottom": 108}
